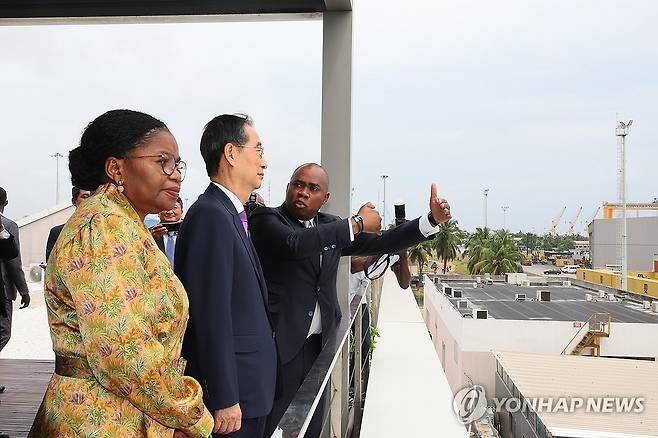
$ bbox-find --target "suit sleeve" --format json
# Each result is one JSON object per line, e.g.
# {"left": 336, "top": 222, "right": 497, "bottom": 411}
{"left": 45, "top": 227, "right": 58, "bottom": 262}
{"left": 0, "top": 234, "right": 18, "bottom": 260}
{"left": 343, "top": 217, "right": 430, "bottom": 257}
{"left": 250, "top": 208, "right": 352, "bottom": 259}
{"left": 176, "top": 207, "right": 239, "bottom": 411}
{"left": 62, "top": 214, "right": 213, "bottom": 438}
{"left": 5, "top": 221, "right": 28, "bottom": 296}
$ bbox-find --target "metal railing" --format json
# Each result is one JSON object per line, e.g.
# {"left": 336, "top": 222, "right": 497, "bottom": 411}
{"left": 271, "top": 278, "right": 383, "bottom": 438}
{"left": 560, "top": 312, "right": 612, "bottom": 355}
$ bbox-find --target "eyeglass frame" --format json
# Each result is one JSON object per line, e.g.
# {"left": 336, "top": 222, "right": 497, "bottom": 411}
{"left": 235, "top": 143, "right": 265, "bottom": 158}
{"left": 123, "top": 153, "right": 187, "bottom": 181}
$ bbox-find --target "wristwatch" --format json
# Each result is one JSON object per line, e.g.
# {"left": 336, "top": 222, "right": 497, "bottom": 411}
{"left": 352, "top": 214, "right": 364, "bottom": 234}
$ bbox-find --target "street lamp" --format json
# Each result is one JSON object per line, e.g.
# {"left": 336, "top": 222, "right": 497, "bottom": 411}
{"left": 616, "top": 119, "right": 632, "bottom": 290}
{"left": 502, "top": 206, "right": 509, "bottom": 230}
{"left": 51, "top": 152, "right": 63, "bottom": 204}
{"left": 483, "top": 188, "right": 490, "bottom": 229}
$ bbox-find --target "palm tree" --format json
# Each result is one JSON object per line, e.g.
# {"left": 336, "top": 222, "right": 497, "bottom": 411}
{"left": 408, "top": 241, "right": 431, "bottom": 275}
{"left": 433, "top": 220, "right": 463, "bottom": 274}
{"left": 473, "top": 229, "right": 523, "bottom": 275}
{"left": 463, "top": 227, "right": 491, "bottom": 274}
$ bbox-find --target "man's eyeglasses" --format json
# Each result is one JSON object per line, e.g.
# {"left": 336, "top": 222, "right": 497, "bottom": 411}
{"left": 124, "top": 154, "right": 187, "bottom": 181}
{"left": 237, "top": 144, "right": 265, "bottom": 158}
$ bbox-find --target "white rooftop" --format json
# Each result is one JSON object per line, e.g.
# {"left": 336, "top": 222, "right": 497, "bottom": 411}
{"left": 494, "top": 351, "right": 658, "bottom": 438}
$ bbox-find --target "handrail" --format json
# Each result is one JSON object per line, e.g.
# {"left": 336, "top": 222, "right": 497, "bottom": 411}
{"left": 560, "top": 312, "right": 612, "bottom": 355}
{"left": 270, "top": 278, "right": 383, "bottom": 438}
{"left": 561, "top": 316, "right": 590, "bottom": 355}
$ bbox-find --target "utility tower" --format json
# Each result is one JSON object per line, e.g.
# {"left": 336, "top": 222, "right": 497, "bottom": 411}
{"left": 616, "top": 119, "right": 632, "bottom": 290}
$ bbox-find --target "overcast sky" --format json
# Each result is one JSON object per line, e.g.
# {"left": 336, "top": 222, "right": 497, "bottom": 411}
{"left": 1, "top": 0, "right": 656, "bottom": 233}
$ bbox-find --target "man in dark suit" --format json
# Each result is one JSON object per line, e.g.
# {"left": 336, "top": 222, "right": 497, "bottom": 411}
{"left": 0, "top": 222, "right": 18, "bottom": 261}
{"left": 176, "top": 114, "right": 276, "bottom": 438}
{"left": 0, "top": 187, "right": 31, "bottom": 394}
{"left": 249, "top": 164, "right": 452, "bottom": 437}
{"left": 150, "top": 197, "right": 183, "bottom": 267}
{"left": 45, "top": 186, "right": 91, "bottom": 261}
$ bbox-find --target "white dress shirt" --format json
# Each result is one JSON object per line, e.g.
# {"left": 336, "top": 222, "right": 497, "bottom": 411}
{"left": 213, "top": 182, "right": 245, "bottom": 215}
{"left": 162, "top": 232, "right": 177, "bottom": 252}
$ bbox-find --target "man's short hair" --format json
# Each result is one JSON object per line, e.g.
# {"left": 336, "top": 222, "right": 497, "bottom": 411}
{"left": 71, "top": 186, "right": 81, "bottom": 200}
{"left": 0, "top": 186, "right": 6, "bottom": 206}
{"left": 176, "top": 197, "right": 184, "bottom": 210}
{"left": 200, "top": 114, "right": 253, "bottom": 177}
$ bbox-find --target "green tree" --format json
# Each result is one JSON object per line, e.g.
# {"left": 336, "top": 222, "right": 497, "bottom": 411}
{"left": 463, "top": 227, "right": 491, "bottom": 274}
{"left": 409, "top": 240, "right": 432, "bottom": 275}
{"left": 433, "top": 220, "right": 464, "bottom": 274}
{"left": 473, "top": 229, "right": 523, "bottom": 275}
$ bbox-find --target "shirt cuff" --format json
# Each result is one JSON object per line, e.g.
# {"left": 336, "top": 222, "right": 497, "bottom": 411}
{"left": 347, "top": 217, "right": 355, "bottom": 242}
{"left": 418, "top": 213, "right": 440, "bottom": 237}
{"left": 0, "top": 229, "right": 10, "bottom": 239}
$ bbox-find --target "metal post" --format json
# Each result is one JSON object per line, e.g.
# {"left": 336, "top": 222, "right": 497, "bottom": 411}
{"left": 322, "top": 10, "right": 352, "bottom": 438}
{"left": 502, "top": 205, "right": 509, "bottom": 230}
{"left": 381, "top": 175, "right": 388, "bottom": 228}
{"left": 483, "top": 188, "right": 490, "bottom": 229}
{"left": 52, "top": 152, "right": 63, "bottom": 204}
{"left": 354, "top": 301, "right": 363, "bottom": 433}
{"left": 615, "top": 120, "right": 632, "bottom": 291}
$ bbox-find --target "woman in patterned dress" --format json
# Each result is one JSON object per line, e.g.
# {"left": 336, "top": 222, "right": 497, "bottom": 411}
{"left": 30, "top": 110, "right": 213, "bottom": 438}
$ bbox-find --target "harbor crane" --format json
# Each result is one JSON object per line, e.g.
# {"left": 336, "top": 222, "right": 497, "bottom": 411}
{"left": 550, "top": 206, "right": 567, "bottom": 236}
{"left": 567, "top": 207, "right": 582, "bottom": 236}
{"left": 584, "top": 206, "right": 601, "bottom": 235}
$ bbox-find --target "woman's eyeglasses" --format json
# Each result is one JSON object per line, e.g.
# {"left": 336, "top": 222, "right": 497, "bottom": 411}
{"left": 124, "top": 154, "right": 187, "bottom": 181}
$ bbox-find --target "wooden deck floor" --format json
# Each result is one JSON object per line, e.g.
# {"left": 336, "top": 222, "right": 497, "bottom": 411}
{"left": 0, "top": 359, "right": 53, "bottom": 438}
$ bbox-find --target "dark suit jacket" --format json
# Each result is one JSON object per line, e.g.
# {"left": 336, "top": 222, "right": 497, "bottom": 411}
{"left": 45, "top": 224, "right": 64, "bottom": 262}
{"left": 249, "top": 204, "right": 430, "bottom": 364}
{"left": 154, "top": 235, "right": 165, "bottom": 254}
{"left": 0, "top": 216, "right": 29, "bottom": 301}
{"left": 175, "top": 183, "right": 276, "bottom": 418}
{"left": 0, "top": 234, "right": 18, "bottom": 261}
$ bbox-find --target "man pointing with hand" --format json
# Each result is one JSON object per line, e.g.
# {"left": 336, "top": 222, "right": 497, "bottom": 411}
{"left": 249, "top": 163, "right": 451, "bottom": 437}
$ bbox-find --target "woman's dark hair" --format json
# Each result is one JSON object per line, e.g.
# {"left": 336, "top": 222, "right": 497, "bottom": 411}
{"left": 200, "top": 114, "right": 252, "bottom": 177}
{"left": 69, "top": 109, "right": 168, "bottom": 191}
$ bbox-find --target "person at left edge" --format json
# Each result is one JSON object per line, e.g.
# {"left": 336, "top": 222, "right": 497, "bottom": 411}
{"left": 0, "top": 219, "right": 18, "bottom": 260}
{"left": 175, "top": 114, "right": 276, "bottom": 438}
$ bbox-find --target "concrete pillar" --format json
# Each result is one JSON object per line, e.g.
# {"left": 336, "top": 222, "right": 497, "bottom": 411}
{"left": 321, "top": 10, "right": 352, "bottom": 438}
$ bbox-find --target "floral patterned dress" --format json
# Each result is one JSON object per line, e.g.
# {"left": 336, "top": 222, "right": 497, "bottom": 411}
{"left": 30, "top": 184, "right": 213, "bottom": 438}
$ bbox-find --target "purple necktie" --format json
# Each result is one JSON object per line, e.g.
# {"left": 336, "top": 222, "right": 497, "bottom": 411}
{"left": 239, "top": 210, "right": 249, "bottom": 236}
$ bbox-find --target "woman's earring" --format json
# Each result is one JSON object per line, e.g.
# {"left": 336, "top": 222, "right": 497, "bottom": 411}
{"left": 117, "top": 180, "right": 125, "bottom": 193}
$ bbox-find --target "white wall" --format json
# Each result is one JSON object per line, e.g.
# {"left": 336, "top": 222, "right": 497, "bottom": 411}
{"left": 423, "top": 278, "right": 658, "bottom": 405}
{"left": 17, "top": 205, "right": 74, "bottom": 268}
{"left": 599, "top": 323, "right": 658, "bottom": 359}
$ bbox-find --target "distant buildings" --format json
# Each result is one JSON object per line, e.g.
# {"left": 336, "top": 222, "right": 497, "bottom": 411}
{"left": 589, "top": 216, "right": 658, "bottom": 272}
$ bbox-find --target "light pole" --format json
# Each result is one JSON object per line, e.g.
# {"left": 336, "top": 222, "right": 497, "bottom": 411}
{"left": 616, "top": 119, "right": 632, "bottom": 290}
{"left": 483, "top": 188, "right": 490, "bottom": 229}
{"left": 381, "top": 175, "right": 389, "bottom": 228}
{"left": 52, "top": 152, "right": 63, "bottom": 204}
{"left": 502, "top": 206, "right": 509, "bottom": 230}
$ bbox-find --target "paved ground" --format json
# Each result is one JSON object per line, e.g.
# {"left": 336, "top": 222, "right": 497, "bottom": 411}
{"left": 523, "top": 263, "right": 576, "bottom": 279}
{"left": 0, "top": 280, "right": 54, "bottom": 361}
